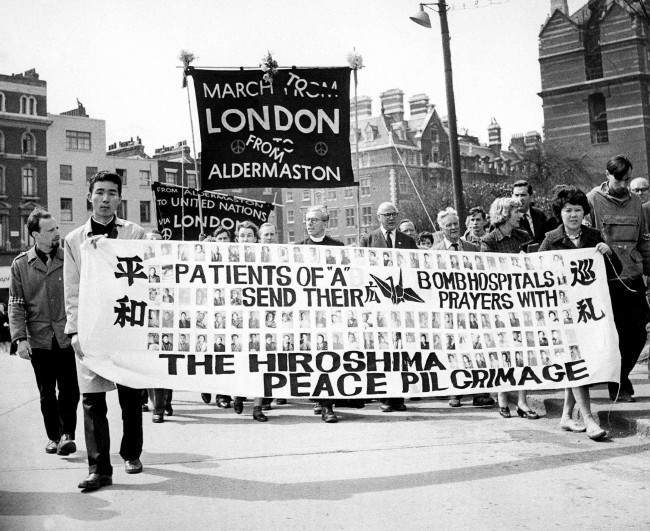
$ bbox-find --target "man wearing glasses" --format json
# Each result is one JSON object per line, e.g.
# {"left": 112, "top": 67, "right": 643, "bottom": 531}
{"left": 360, "top": 201, "right": 418, "bottom": 412}
{"left": 300, "top": 205, "right": 342, "bottom": 422}
{"left": 631, "top": 177, "right": 650, "bottom": 203}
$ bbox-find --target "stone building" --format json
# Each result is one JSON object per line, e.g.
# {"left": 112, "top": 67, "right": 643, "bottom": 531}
{"left": 539, "top": 0, "right": 650, "bottom": 176}
{"left": 0, "top": 69, "right": 50, "bottom": 263}
{"left": 279, "top": 89, "right": 529, "bottom": 243}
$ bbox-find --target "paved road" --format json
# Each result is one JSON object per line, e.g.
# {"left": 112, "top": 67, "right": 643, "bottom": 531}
{"left": 1, "top": 355, "right": 649, "bottom": 530}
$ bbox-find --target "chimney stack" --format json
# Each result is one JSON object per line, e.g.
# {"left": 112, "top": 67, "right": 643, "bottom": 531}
{"left": 350, "top": 95, "right": 372, "bottom": 119}
{"left": 550, "top": 0, "right": 568, "bottom": 15}
{"left": 488, "top": 117, "right": 502, "bottom": 154}
{"left": 408, "top": 94, "right": 430, "bottom": 118}
{"left": 380, "top": 88, "right": 405, "bottom": 123}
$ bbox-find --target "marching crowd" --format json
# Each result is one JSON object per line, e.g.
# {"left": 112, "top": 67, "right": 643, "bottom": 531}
{"left": 7, "top": 154, "right": 650, "bottom": 492}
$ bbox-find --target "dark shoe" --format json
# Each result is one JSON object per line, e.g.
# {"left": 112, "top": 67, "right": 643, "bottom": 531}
{"left": 276, "top": 399, "right": 287, "bottom": 405}
{"left": 57, "top": 434, "right": 76, "bottom": 455}
{"left": 78, "top": 473, "right": 112, "bottom": 491}
{"left": 125, "top": 458, "right": 143, "bottom": 474}
{"left": 201, "top": 393, "right": 212, "bottom": 404}
{"left": 261, "top": 404, "right": 272, "bottom": 411}
{"left": 499, "top": 407, "right": 511, "bottom": 418}
{"left": 252, "top": 406, "right": 268, "bottom": 422}
{"left": 313, "top": 403, "right": 323, "bottom": 415}
{"left": 614, "top": 394, "right": 635, "bottom": 403}
{"left": 380, "top": 404, "right": 394, "bottom": 413}
{"left": 233, "top": 397, "right": 244, "bottom": 414}
{"left": 322, "top": 407, "right": 338, "bottom": 423}
{"left": 516, "top": 407, "right": 539, "bottom": 419}
{"left": 141, "top": 404, "right": 149, "bottom": 412}
{"left": 448, "top": 398, "right": 461, "bottom": 408}
{"left": 393, "top": 403, "right": 407, "bottom": 412}
{"left": 152, "top": 414, "right": 164, "bottom": 423}
{"left": 472, "top": 396, "right": 495, "bottom": 407}
{"left": 164, "top": 404, "right": 173, "bottom": 416}
{"left": 216, "top": 397, "right": 230, "bottom": 408}
{"left": 45, "top": 440, "right": 58, "bottom": 454}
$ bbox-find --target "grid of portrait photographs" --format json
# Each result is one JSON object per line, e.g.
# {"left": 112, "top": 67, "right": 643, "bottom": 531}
{"left": 140, "top": 242, "right": 584, "bottom": 369}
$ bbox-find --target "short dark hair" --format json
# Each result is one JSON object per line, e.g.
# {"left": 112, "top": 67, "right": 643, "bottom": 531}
{"left": 26, "top": 208, "right": 52, "bottom": 236}
{"left": 606, "top": 155, "right": 633, "bottom": 180}
{"left": 417, "top": 231, "right": 434, "bottom": 244}
{"left": 551, "top": 186, "right": 590, "bottom": 219}
{"left": 212, "top": 227, "right": 232, "bottom": 241}
{"left": 238, "top": 220, "right": 259, "bottom": 239}
{"left": 512, "top": 180, "right": 533, "bottom": 195}
{"left": 88, "top": 170, "right": 122, "bottom": 196}
{"left": 467, "top": 206, "right": 487, "bottom": 219}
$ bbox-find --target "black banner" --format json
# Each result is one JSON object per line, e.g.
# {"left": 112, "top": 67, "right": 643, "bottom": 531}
{"left": 190, "top": 67, "right": 355, "bottom": 189}
{"left": 152, "top": 183, "right": 275, "bottom": 241}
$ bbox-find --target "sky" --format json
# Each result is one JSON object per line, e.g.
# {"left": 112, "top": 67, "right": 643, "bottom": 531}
{"left": 1, "top": 0, "right": 587, "bottom": 155}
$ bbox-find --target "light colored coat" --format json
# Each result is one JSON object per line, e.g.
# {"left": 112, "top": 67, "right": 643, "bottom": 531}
{"left": 64, "top": 217, "right": 145, "bottom": 393}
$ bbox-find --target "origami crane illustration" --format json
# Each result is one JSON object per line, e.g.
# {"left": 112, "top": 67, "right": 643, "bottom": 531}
{"left": 369, "top": 270, "right": 425, "bottom": 305}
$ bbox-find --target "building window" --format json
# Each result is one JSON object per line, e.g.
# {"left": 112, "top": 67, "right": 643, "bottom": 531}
{"left": 186, "top": 171, "right": 197, "bottom": 189}
{"left": 399, "top": 176, "right": 409, "bottom": 194}
{"left": 139, "top": 169, "right": 151, "bottom": 186}
{"left": 60, "top": 198, "right": 73, "bottom": 222}
{"left": 362, "top": 206, "right": 372, "bottom": 226}
{"left": 302, "top": 190, "right": 311, "bottom": 202}
{"left": 0, "top": 130, "right": 4, "bottom": 153}
{"left": 329, "top": 208, "right": 339, "bottom": 228}
{"left": 21, "top": 96, "right": 37, "bottom": 115}
{"left": 285, "top": 191, "right": 293, "bottom": 202}
{"left": 288, "top": 231, "right": 295, "bottom": 243}
{"left": 344, "top": 188, "right": 354, "bottom": 199}
{"left": 0, "top": 214, "right": 8, "bottom": 250}
{"left": 116, "top": 168, "right": 127, "bottom": 185}
{"left": 287, "top": 209, "right": 295, "bottom": 224}
{"left": 140, "top": 201, "right": 151, "bottom": 223}
{"left": 0, "top": 166, "right": 5, "bottom": 194}
{"left": 0, "top": 92, "right": 5, "bottom": 112}
{"left": 22, "top": 132, "right": 35, "bottom": 155}
{"left": 345, "top": 207, "right": 355, "bottom": 227}
{"left": 60, "top": 164, "right": 72, "bottom": 181}
{"left": 66, "top": 130, "right": 91, "bottom": 151}
{"left": 22, "top": 167, "right": 36, "bottom": 196}
{"left": 164, "top": 170, "right": 177, "bottom": 185}
{"left": 327, "top": 190, "right": 337, "bottom": 201}
{"left": 360, "top": 178, "right": 370, "bottom": 196}
{"left": 584, "top": 27, "right": 603, "bottom": 80}
{"left": 19, "top": 95, "right": 27, "bottom": 114}
{"left": 86, "top": 166, "right": 97, "bottom": 182}
{"left": 345, "top": 236, "right": 357, "bottom": 246}
{"left": 117, "top": 200, "right": 127, "bottom": 219}
{"left": 588, "top": 93, "right": 608, "bottom": 144}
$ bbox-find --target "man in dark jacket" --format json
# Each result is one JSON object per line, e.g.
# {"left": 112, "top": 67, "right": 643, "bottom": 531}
{"left": 512, "top": 180, "right": 554, "bottom": 244}
{"left": 300, "top": 205, "right": 342, "bottom": 423}
{"left": 361, "top": 202, "right": 418, "bottom": 412}
{"left": 587, "top": 155, "right": 650, "bottom": 402}
{"left": 9, "top": 208, "right": 79, "bottom": 456}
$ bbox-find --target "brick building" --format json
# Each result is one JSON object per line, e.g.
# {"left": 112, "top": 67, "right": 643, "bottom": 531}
{"left": 0, "top": 69, "right": 51, "bottom": 264}
{"left": 539, "top": 0, "right": 650, "bottom": 176}
{"left": 280, "top": 89, "right": 529, "bottom": 243}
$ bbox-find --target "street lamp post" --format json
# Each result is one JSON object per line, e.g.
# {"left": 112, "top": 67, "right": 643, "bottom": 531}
{"left": 410, "top": 1, "right": 466, "bottom": 225}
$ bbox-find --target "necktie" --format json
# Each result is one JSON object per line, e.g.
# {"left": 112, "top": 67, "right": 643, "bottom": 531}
{"left": 527, "top": 214, "right": 535, "bottom": 237}
{"left": 451, "top": 242, "right": 459, "bottom": 251}
{"left": 46, "top": 255, "right": 52, "bottom": 268}
{"left": 386, "top": 231, "right": 393, "bottom": 248}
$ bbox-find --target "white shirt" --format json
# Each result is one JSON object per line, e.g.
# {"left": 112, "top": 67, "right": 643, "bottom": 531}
{"left": 443, "top": 237, "right": 460, "bottom": 250}
{"left": 381, "top": 228, "right": 397, "bottom": 247}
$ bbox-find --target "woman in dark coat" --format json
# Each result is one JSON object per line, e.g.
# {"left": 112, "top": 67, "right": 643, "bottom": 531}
{"left": 539, "top": 186, "right": 621, "bottom": 441}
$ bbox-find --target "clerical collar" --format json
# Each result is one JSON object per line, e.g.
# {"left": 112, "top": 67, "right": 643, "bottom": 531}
{"left": 310, "top": 234, "right": 326, "bottom": 243}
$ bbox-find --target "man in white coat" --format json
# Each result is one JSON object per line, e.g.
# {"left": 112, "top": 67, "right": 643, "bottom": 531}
{"left": 64, "top": 171, "right": 146, "bottom": 491}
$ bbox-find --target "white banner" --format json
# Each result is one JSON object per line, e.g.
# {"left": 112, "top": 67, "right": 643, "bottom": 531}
{"left": 77, "top": 239, "right": 620, "bottom": 398}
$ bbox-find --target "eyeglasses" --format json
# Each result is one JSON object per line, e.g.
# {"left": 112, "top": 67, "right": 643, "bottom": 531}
{"left": 306, "top": 218, "right": 325, "bottom": 224}
{"left": 379, "top": 212, "right": 399, "bottom": 218}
